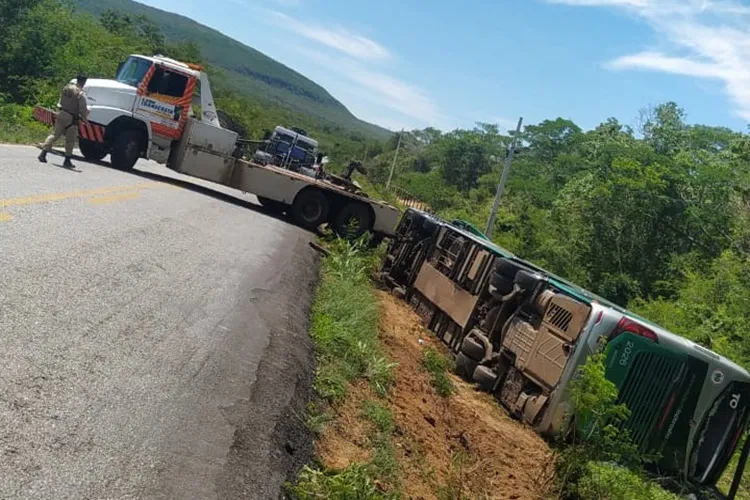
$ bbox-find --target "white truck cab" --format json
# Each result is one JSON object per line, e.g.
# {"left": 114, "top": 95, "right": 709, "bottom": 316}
{"left": 37, "top": 54, "right": 220, "bottom": 170}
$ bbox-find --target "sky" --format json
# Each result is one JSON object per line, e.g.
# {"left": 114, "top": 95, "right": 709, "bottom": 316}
{"left": 135, "top": 0, "right": 750, "bottom": 133}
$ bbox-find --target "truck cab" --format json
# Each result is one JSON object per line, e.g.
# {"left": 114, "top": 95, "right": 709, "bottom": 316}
{"left": 35, "top": 54, "right": 219, "bottom": 171}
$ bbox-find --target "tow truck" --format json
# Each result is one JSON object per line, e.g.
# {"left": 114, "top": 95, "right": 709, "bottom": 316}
{"left": 33, "top": 54, "right": 399, "bottom": 240}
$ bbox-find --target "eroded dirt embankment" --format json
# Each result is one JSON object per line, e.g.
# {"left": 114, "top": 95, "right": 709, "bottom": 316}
{"left": 316, "top": 290, "right": 554, "bottom": 500}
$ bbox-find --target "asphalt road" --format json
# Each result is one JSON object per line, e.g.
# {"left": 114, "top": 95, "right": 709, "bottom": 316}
{"left": 0, "top": 146, "right": 318, "bottom": 499}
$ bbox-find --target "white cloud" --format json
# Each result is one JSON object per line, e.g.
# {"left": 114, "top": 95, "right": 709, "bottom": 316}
{"left": 547, "top": 0, "right": 750, "bottom": 120}
{"left": 293, "top": 47, "right": 445, "bottom": 129}
{"left": 270, "top": 11, "right": 389, "bottom": 60}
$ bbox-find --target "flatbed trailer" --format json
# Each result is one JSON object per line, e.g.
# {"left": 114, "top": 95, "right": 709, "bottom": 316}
{"left": 166, "top": 118, "right": 400, "bottom": 239}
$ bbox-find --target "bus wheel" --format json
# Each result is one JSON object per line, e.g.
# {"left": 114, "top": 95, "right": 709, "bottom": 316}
{"left": 292, "top": 189, "right": 329, "bottom": 229}
{"left": 455, "top": 352, "right": 477, "bottom": 382}
{"left": 473, "top": 366, "right": 497, "bottom": 393}
{"left": 333, "top": 202, "right": 372, "bottom": 239}
{"left": 460, "top": 336, "right": 486, "bottom": 361}
{"left": 490, "top": 272, "right": 514, "bottom": 295}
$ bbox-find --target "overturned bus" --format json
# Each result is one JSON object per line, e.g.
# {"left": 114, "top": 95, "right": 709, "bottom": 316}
{"left": 381, "top": 208, "right": 750, "bottom": 497}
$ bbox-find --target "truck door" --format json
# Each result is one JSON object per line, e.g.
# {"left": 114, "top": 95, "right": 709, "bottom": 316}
{"left": 134, "top": 65, "right": 196, "bottom": 140}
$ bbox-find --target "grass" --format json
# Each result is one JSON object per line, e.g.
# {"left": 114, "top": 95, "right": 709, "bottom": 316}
{"left": 361, "top": 400, "right": 399, "bottom": 485}
{"left": 0, "top": 104, "right": 49, "bottom": 144}
{"left": 420, "top": 347, "right": 455, "bottom": 398}
{"left": 289, "top": 464, "right": 398, "bottom": 500}
{"left": 436, "top": 451, "right": 472, "bottom": 500}
{"left": 309, "top": 238, "right": 397, "bottom": 401}
{"left": 289, "top": 238, "right": 401, "bottom": 499}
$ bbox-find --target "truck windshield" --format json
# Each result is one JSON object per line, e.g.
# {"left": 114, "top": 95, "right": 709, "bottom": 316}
{"left": 116, "top": 57, "right": 153, "bottom": 87}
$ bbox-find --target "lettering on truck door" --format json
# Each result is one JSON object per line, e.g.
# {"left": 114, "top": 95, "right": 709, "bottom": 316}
{"left": 135, "top": 64, "right": 196, "bottom": 140}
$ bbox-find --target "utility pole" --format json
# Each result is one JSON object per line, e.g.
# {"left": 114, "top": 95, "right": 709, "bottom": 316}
{"left": 485, "top": 117, "right": 523, "bottom": 238}
{"left": 386, "top": 129, "right": 403, "bottom": 191}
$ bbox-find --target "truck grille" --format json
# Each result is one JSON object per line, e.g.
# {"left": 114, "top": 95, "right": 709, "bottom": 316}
{"left": 616, "top": 351, "right": 685, "bottom": 450}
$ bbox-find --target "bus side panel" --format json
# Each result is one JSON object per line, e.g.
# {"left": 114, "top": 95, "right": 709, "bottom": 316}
{"left": 413, "top": 262, "right": 478, "bottom": 329}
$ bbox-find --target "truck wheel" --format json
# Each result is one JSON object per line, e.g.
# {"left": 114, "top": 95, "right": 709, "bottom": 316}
{"left": 333, "top": 202, "right": 373, "bottom": 239}
{"left": 473, "top": 366, "right": 497, "bottom": 393}
{"left": 257, "top": 196, "right": 287, "bottom": 214}
{"left": 460, "top": 336, "right": 486, "bottom": 362}
{"left": 455, "top": 352, "right": 478, "bottom": 382}
{"left": 292, "top": 189, "right": 329, "bottom": 229}
{"left": 111, "top": 130, "right": 142, "bottom": 170}
{"left": 78, "top": 138, "right": 108, "bottom": 161}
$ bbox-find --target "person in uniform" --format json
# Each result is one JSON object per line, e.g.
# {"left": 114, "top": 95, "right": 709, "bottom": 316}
{"left": 38, "top": 74, "right": 89, "bottom": 168}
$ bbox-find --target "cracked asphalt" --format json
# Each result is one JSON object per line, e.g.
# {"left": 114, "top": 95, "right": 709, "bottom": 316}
{"left": 0, "top": 145, "right": 318, "bottom": 499}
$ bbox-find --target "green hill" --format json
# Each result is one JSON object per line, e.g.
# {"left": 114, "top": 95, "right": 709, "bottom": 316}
{"left": 71, "top": 0, "right": 392, "bottom": 142}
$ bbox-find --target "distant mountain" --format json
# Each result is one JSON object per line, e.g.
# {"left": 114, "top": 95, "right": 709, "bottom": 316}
{"left": 72, "top": 0, "right": 392, "bottom": 141}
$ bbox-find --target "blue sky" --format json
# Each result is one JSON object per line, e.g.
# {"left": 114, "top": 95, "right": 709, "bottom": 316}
{"left": 136, "top": 0, "right": 750, "bottom": 133}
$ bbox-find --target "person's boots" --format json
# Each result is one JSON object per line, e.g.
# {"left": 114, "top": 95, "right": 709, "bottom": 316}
{"left": 38, "top": 150, "right": 47, "bottom": 163}
{"left": 63, "top": 156, "right": 74, "bottom": 169}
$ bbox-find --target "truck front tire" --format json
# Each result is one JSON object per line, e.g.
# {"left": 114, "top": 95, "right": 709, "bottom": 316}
{"left": 111, "top": 130, "right": 142, "bottom": 170}
{"left": 292, "top": 189, "right": 329, "bottom": 230}
{"left": 78, "top": 139, "right": 108, "bottom": 161}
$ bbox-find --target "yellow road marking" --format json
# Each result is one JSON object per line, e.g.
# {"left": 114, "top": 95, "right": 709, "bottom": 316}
{"left": 88, "top": 192, "right": 142, "bottom": 205}
{"left": 0, "top": 213, "right": 13, "bottom": 222}
{"left": 0, "top": 183, "right": 159, "bottom": 209}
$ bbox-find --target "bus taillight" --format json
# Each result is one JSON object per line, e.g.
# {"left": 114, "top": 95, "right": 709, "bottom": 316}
{"left": 611, "top": 316, "right": 658, "bottom": 343}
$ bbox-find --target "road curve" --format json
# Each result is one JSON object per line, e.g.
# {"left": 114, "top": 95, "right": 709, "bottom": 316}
{"left": 0, "top": 146, "right": 318, "bottom": 499}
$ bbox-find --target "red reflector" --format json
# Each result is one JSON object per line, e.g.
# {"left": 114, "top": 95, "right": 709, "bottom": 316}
{"left": 611, "top": 316, "right": 658, "bottom": 343}
{"left": 594, "top": 310, "right": 604, "bottom": 326}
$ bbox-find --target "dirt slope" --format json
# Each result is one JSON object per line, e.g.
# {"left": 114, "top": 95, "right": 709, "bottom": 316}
{"left": 317, "top": 290, "right": 554, "bottom": 499}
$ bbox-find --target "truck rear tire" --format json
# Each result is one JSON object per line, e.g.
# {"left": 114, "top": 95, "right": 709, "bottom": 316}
{"left": 292, "top": 189, "right": 329, "bottom": 229}
{"left": 333, "top": 202, "right": 372, "bottom": 239}
{"left": 111, "top": 130, "right": 141, "bottom": 170}
{"left": 78, "top": 138, "right": 108, "bottom": 161}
